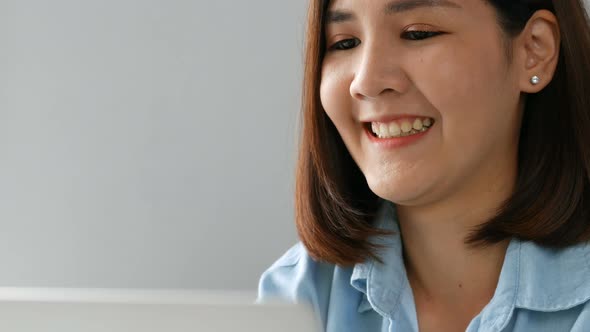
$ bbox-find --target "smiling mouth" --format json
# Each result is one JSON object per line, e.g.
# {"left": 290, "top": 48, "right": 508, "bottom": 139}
{"left": 364, "top": 117, "right": 435, "bottom": 138}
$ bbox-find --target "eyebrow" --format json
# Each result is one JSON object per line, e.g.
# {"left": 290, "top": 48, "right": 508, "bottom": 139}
{"left": 326, "top": 0, "right": 462, "bottom": 24}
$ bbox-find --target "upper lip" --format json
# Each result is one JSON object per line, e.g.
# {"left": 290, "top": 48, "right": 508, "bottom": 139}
{"left": 360, "top": 114, "right": 434, "bottom": 123}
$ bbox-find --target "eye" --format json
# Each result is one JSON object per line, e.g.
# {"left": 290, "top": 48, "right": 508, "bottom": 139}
{"left": 402, "top": 30, "right": 443, "bottom": 41}
{"left": 329, "top": 38, "right": 361, "bottom": 51}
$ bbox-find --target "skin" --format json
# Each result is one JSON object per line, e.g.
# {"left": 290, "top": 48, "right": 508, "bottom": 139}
{"left": 319, "top": 0, "right": 560, "bottom": 330}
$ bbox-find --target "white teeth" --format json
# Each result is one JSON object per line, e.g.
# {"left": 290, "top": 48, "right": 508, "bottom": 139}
{"left": 413, "top": 119, "right": 423, "bottom": 130}
{"left": 379, "top": 123, "right": 388, "bottom": 138}
{"left": 370, "top": 117, "right": 434, "bottom": 138}
{"left": 388, "top": 122, "right": 401, "bottom": 136}
{"left": 401, "top": 121, "right": 413, "bottom": 133}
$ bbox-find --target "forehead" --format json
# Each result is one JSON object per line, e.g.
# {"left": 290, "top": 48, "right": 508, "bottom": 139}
{"left": 324, "top": 0, "right": 495, "bottom": 27}
{"left": 326, "top": 0, "right": 467, "bottom": 20}
{"left": 328, "top": 0, "right": 464, "bottom": 11}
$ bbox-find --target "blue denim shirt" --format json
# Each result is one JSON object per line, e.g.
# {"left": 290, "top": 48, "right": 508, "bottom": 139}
{"left": 257, "top": 202, "right": 590, "bottom": 331}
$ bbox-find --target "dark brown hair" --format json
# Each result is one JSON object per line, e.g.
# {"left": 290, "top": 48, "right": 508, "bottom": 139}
{"left": 295, "top": 0, "right": 590, "bottom": 266}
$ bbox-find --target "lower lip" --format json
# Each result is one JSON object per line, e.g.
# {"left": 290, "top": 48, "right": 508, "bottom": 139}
{"left": 364, "top": 126, "right": 432, "bottom": 149}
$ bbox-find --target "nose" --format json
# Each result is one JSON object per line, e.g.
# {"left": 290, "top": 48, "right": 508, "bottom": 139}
{"left": 349, "top": 41, "right": 411, "bottom": 101}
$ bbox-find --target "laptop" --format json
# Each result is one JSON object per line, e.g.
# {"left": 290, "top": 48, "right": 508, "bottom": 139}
{"left": 0, "top": 288, "right": 322, "bottom": 332}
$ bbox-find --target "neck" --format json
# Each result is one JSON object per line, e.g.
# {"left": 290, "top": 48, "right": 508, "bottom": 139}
{"left": 396, "top": 164, "right": 515, "bottom": 309}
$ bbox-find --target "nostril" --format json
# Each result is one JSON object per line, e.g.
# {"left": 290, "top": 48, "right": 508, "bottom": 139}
{"left": 351, "top": 88, "right": 397, "bottom": 101}
{"left": 356, "top": 93, "right": 369, "bottom": 101}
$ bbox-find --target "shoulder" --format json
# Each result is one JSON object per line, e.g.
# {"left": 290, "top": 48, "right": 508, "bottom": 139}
{"left": 256, "top": 242, "right": 338, "bottom": 312}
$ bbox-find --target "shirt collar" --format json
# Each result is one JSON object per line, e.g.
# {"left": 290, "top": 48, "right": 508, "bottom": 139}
{"left": 515, "top": 237, "right": 590, "bottom": 311}
{"left": 350, "top": 201, "right": 590, "bottom": 324}
{"left": 350, "top": 201, "right": 407, "bottom": 318}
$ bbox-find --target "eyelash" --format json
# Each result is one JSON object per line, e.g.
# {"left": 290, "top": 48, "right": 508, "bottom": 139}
{"left": 328, "top": 30, "right": 442, "bottom": 51}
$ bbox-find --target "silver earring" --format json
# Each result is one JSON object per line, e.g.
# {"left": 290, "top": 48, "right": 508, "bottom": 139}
{"left": 530, "top": 76, "right": 541, "bottom": 85}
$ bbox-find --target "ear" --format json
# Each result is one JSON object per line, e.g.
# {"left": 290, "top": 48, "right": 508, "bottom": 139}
{"left": 515, "top": 10, "right": 561, "bottom": 93}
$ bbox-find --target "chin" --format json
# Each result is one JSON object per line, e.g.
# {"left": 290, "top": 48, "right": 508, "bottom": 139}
{"left": 365, "top": 174, "right": 425, "bottom": 206}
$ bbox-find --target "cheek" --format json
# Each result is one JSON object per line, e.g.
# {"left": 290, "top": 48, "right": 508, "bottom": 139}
{"left": 320, "top": 66, "right": 367, "bottom": 166}
{"left": 320, "top": 67, "right": 353, "bottom": 128}
{"left": 415, "top": 36, "right": 511, "bottom": 136}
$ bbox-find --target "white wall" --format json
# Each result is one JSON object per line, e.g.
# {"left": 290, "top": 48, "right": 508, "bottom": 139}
{"left": 0, "top": 0, "right": 306, "bottom": 290}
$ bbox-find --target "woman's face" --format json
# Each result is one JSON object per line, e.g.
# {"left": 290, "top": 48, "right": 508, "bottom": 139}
{"left": 320, "top": 0, "right": 524, "bottom": 207}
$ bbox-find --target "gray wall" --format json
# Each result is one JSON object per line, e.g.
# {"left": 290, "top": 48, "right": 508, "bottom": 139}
{"left": 1, "top": 0, "right": 306, "bottom": 290}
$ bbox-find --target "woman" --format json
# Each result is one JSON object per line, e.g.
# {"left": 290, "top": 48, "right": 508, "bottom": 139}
{"left": 258, "top": 0, "right": 590, "bottom": 331}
